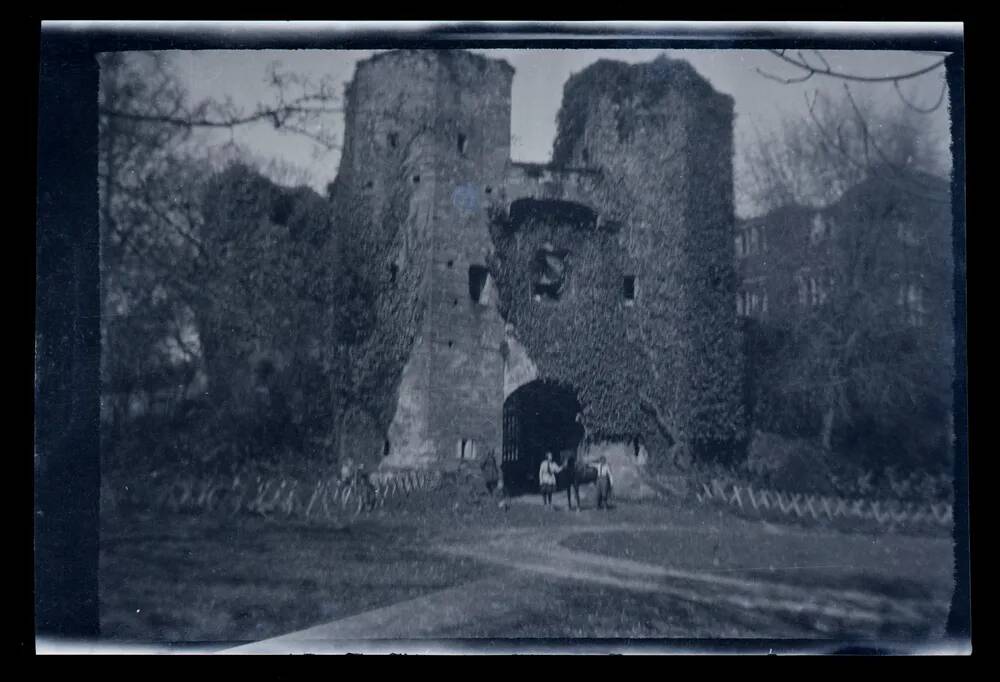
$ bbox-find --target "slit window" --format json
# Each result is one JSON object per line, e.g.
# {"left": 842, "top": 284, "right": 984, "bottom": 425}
{"left": 387, "top": 132, "right": 398, "bottom": 149}
{"left": 383, "top": 439, "right": 391, "bottom": 457}
{"left": 469, "top": 265, "right": 489, "bottom": 305}
{"left": 457, "top": 133, "right": 467, "bottom": 155}
{"left": 623, "top": 276, "right": 637, "bottom": 304}
{"left": 389, "top": 263, "right": 398, "bottom": 285}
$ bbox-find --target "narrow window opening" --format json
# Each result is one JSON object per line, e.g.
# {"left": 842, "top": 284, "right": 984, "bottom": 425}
{"left": 582, "top": 147, "right": 590, "bottom": 164}
{"left": 457, "top": 133, "right": 467, "bottom": 155}
{"left": 485, "top": 186, "right": 493, "bottom": 195}
{"left": 458, "top": 438, "right": 478, "bottom": 460}
{"left": 388, "top": 263, "right": 398, "bottom": 285}
{"left": 469, "top": 265, "right": 489, "bottom": 305}
{"left": 446, "top": 259, "right": 454, "bottom": 268}
{"left": 623, "top": 275, "right": 637, "bottom": 304}
{"left": 447, "top": 340, "right": 454, "bottom": 348}
{"left": 412, "top": 174, "right": 421, "bottom": 184}
{"left": 387, "top": 132, "right": 398, "bottom": 149}
{"left": 383, "top": 439, "right": 391, "bottom": 457}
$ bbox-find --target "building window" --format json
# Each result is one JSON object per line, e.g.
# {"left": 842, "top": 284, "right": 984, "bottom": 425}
{"left": 810, "top": 214, "right": 827, "bottom": 245}
{"left": 389, "top": 263, "right": 398, "bottom": 285}
{"left": 796, "top": 274, "right": 809, "bottom": 306}
{"left": 897, "top": 221, "right": 920, "bottom": 246}
{"left": 457, "top": 438, "right": 477, "bottom": 460}
{"left": 457, "top": 133, "right": 467, "bottom": 155}
{"left": 387, "top": 132, "right": 398, "bottom": 149}
{"left": 469, "top": 265, "right": 489, "bottom": 305}
{"left": 383, "top": 439, "right": 391, "bottom": 457}
{"left": 802, "top": 276, "right": 828, "bottom": 306}
{"left": 623, "top": 275, "right": 637, "bottom": 305}
{"left": 900, "top": 282, "right": 926, "bottom": 326}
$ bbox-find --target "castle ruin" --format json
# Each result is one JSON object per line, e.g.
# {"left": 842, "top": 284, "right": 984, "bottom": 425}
{"left": 331, "top": 50, "right": 744, "bottom": 492}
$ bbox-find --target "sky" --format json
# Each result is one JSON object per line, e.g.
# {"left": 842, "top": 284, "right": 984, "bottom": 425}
{"left": 168, "top": 48, "right": 952, "bottom": 217}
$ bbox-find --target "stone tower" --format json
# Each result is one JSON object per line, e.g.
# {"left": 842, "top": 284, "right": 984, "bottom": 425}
{"left": 337, "top": 50, "right": 514, "bottom": 467}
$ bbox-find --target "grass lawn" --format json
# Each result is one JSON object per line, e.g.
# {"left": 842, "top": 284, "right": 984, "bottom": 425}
{"left": 99, "top": 511, "right": 497, "bottom": 642}
{"left": 561, "top": 523, "right": 954, "bottom": 600}
{"left": 99, "top": 487, "right": 956, "bottom": 643}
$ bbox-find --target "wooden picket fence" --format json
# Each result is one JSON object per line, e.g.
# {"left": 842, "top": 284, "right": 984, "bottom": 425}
{"left": 103, "top": 468, "right": 444, "bottom": 523}
{"left": 692, "top": 477, "right": 953, "bottom": 529}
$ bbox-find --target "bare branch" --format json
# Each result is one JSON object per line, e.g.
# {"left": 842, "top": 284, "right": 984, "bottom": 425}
{"left": 762, "top": 49, "right": 946, "bottom": 84}
{"left": 894, "top": 78, "right": 948, "bottom": 114}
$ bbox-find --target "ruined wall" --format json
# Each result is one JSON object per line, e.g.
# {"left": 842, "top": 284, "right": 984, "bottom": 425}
{"left": 489, "top": 204, "right": 648, "bottom": 442}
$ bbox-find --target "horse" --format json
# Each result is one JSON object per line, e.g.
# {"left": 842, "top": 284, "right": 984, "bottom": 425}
{"left": 558, "top": 448, "right": 598, "bottom": 510}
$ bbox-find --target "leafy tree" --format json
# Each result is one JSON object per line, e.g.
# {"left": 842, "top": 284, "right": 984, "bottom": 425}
{"left": 98, "top": 51, "right": 342, "bottom": 468}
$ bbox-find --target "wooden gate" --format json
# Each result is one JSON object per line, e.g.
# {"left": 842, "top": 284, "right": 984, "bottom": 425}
{"left": 502, "top": 398, "right": 519, "bottom": 465}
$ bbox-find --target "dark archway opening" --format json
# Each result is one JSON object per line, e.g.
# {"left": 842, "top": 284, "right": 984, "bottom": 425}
{"left": 502, "top": 380, "right": 584, "bottom": 495}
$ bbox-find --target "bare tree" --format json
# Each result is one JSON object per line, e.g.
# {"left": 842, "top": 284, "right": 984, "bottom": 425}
{"left": 742, "top": 90, "right": 949, "bottom": 214}
{"left": 744, "top": 92, "right": 953, "bottom": 465}
{"left": 748, "top": 49, "right": 953, "bottom": 212}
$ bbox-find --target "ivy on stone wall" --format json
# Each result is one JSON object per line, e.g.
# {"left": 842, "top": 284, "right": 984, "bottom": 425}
{"left": 488, "top": 211, "right": 649, "bottom": 446}
{"left": 328, "top": 133, "right": 428, "bottom": 465}
{"left": 506, "top": 55, "right": 746, "bottom": 464}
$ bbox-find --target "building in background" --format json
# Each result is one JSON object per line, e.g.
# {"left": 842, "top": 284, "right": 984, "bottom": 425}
{"left": 735, "top": 171, "right": 953, "bottom": 339}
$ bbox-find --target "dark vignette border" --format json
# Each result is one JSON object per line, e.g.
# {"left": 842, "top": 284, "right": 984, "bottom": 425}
{"left": 32, "top": 21, "right": 969, "bottom": 652}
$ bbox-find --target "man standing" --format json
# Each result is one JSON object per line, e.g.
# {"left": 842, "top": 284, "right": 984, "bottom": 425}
{"left": 481, "top": 448, "right": 500, "bottom": 496}
{"left": 562, "top": 448, "right": 582, "bottom": 511}
{"left": 595, "top": 456, "right": 614, "bottom": 510}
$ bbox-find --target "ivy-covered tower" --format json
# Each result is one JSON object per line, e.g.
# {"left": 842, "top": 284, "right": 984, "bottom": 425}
{"left": 335, "top": 50, "right": 744, "bottom": 480}
{"left": 548, "top": 57, "right": 745, "bottom": 456}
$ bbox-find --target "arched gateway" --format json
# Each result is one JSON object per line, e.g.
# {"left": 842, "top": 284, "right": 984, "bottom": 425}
{"left": 502, "top": 379, "right": 585, "bottom": 494}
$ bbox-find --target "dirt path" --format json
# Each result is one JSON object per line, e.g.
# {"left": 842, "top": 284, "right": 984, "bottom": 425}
{"left": 225, "top": 511, "right": 947, "bottom": 651}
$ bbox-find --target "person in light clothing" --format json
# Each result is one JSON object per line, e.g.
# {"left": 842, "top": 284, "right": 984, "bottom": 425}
{"left": 595, "top": 455, "right": 613, "bottom": 509}
{"left": 538, "top": 451, "right": 562, "bottom": 507}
